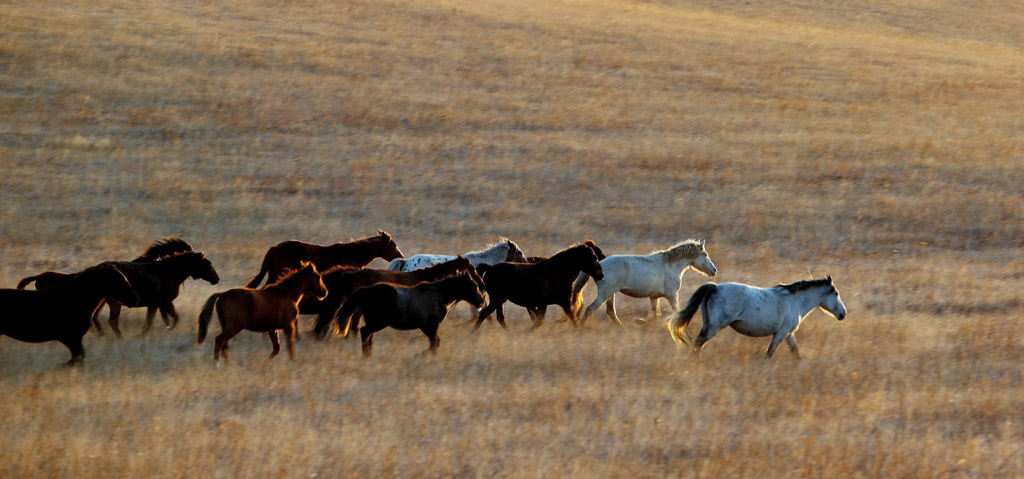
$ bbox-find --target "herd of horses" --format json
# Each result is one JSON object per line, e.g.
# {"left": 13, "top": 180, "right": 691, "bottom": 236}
{"left": 0, "top": 231, "right": 847, "bottom": 366}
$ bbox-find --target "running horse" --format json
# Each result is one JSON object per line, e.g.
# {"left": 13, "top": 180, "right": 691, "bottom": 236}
{"left": 474, "top": 242, "right": 604, "bottom": 330}
{"left": 309, "top": 256, "right": 483, "bottom": 339}
{"left": 198, "top": 263, "right": 327, "bottom": 364}
{"left": 0, "top": 264, "right": 139, "bottom": 366}
{"left": 246, "top": 231, "right": 403, "bottom": 288}
{"left": 334, "top": 274, "right": 485, "bottom": 357}
{"left": 573, "top": 239, "right": 716, "bottom": 325}
{"left": 666, "top": 276, "right": 847, "bottom": 359}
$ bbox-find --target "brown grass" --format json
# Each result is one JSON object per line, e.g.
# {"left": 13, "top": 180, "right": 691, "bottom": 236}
{"left": 1, "top": 0, "right": 1023, "bottom": 476}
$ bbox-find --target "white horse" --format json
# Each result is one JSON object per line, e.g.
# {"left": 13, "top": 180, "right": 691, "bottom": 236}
{"left": 666, "top": 276, "right": 847, "bottom": 359}
{"left": 572, "top": 239, "right": 717, "bottom": 325}
{"left": 386, "top": 238, "right": 526, "bottom": 271}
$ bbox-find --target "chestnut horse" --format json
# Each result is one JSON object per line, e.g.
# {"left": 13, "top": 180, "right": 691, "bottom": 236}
{"left": 310, "top": 256, "right": 483, "bottom": 339}
{"left": 0, "top": 264, "right": 139, "bottom": 366}
{"left": 245, "top": 231, "right": 403, "bottom": 288}
{"left": 197, "top": 263, "right": 327, "bottom": 364}
{"left": 474, "top": 242, "right": 605, "bottom": 331}
{"left": 334, "top": 274, "right": 485, "bottom": 357}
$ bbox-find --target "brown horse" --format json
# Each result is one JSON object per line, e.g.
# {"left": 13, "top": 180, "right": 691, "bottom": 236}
{"left": 474, "top": 242, "right": 605, "bottom": 331}
{"left": 0, "top": 264, "right": 139, "bottom": 366}
{"left": 245, "top": 231, "right": 403, "bottom": 288}
{"left": 197, "top": 263, "right": 327, "bottom": 364}
{"left": 310, "top": 256, "right": 483, "bottom": 339}
{"left": 334, "top": 274, "right": 485, "bottom": 357}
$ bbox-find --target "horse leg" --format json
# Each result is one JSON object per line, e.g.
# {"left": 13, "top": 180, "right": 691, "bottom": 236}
{"left": 106, "top": 302, "right": 124, "bottom": 339}
{"left": 421, "top": 323, "right": 440, "bottom": 354}
{"left": 162, "top": 303, "right": 181, "bottom": 330}
{"left": 786, "top": 334, "right": 801, "bottom": 359}
{"left": 648, "top": 297, "right": 662, "bottom": 321}
{"left": 529, "top": 306, "right": 548, "bottom": 331}
{"left": 141, "top": 307, "right": 158, "bottom": 335}
{"left": 59, "top": 336, "right": 85, "bottom": 367}
{"left": 557, "top": 302, "right": 579, "bottom": 328}
{"left": 267, "top": 331, "right": 282, "bottom": 360}
{"left": 581, "top": 289, "right": 613, "bottom": 326}
{"left": 605, "top": 295, "right": 623, "bottom": 325}
{"left": 494, "top": 304, "right": 508, "bottom": 329}
{"left": 284, "top": 321, "right": 297, "bottom": 360}
{"left": 214, "top": 329, "right": 236, "bottom": 365}
{"left": 360, "top": 326, "right": 380, "bottom": 358}
{"left": 765, "top": 331, "right": 789, "bottom": 359}
{"left": 90, "top": 300, "right": 106, "bottom": 336}
{"left": 474, "top": 300, "right": 500, "bottom": 331}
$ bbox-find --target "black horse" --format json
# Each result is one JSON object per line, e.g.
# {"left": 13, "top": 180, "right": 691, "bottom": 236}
{"left": 0, "top": 264, "right": 139, "bottom": 366}
{"left": 334, "top": 274, "right": 485, "bottom": 357}
{"left": 16, "top": 237, "right": 201, "bottom": 337}
{"left": 98, "top": 252, "right": 220, "bottom": 336}
{"left": 475, "top": 242, "right": 604, "bottom": 330}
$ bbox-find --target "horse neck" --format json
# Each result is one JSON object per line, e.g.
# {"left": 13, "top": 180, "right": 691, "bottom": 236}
{"left": 787, "top": 287, "right": 828, "bottom": 316}
{"left": 266, "top": 273, "right": 315, "bottom": 300}
{"left": 327, "top": 238, "right": 381, "bottom": 266}
{"left": 466, "top": 244, "right": 506, "bottom": 264}
{"left": 148, "top": 256, "right": 197, "bottom": 283}
{"left": 543, "top": 247, "right": 590, "bottom": 277}
{"left": 433, "top": 277, "right": 474, "bottom": 306}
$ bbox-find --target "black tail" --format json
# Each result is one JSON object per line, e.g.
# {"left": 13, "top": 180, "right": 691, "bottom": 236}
{"left": 312, "top": 293, "right": 347, "bottom": 339}
{"left": 245, "top": 246, "right": 276, "bottom": 288}
{"left": 666, "top": 283, "right": 717, "bottom": 345}
{"left": 336, "top": 289, "right": 371, "bottom": 338}
{"left": 196, "top": 293, "right": 223, "bottom": 344}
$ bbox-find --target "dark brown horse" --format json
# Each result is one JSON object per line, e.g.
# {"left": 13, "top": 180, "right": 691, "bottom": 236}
{"left": 197, "top": 263, "right": 327, "bottom": 364}
{"left": 15, "top": 237, "right": 201, "bottom": 336}
{"left": 97, "top": 252, "right": 221, "bottom": 336}
{"left": 334, "top": 274, "right": 484, "bottom": 357}
{"left": 310, "top": 256, "right": 483, "bottom": 339}
{"left": 0, "top": 264, "right": 139, "bottom": 366}
{"left": 475, "top": 242, "right": 605, "bottom": 331}
{"left": 246, "top": 231, "right": 404, "bottom": 288}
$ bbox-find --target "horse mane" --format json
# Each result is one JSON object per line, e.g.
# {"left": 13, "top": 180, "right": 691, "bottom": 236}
{"left": 656, "top": 240, "right": 703, "bottom": 262}
{"left": 266, "top": 264, "right": 316, "bottom": 289}
{"left": 133, "top": 237, "right": 194, "bottom": 262}
{"left": 776, "top": 278, "right": 833, "bottom": 294}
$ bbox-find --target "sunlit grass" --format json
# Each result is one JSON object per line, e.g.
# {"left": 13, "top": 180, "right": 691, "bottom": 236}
{"left": 1, "top": 0, "right": 1022, "bottom": 476}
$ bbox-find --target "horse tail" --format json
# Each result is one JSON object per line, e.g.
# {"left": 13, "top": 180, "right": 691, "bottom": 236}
{"left": 336, "top": 289, "right": 369, "bottom": 338}
{"left": 16, "top": 274, "right": 41, "bottom": 289}
{"left": 245, "top": 246, "right": 276, "bottom": 288}
{"left": 386, "top": 258, "right": 405, "bottom": 271}
{"left": 312, "top": 293, "right": 345, "bottom": 340}
{"left": 570, "top": 272, "right": 588, "bottom": 315}
{"left": 196, "top": 293, "right": 223, "bottom": 344}
{"left": 667, "top": 283, "right": 717, "bottom": 345}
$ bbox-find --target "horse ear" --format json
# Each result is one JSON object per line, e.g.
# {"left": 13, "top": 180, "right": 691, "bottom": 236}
{"left": 827, "top": 274, "right": 833, "bottom": 283}
{"left": 700, "top": 239, "right": 706, "bottom": 247}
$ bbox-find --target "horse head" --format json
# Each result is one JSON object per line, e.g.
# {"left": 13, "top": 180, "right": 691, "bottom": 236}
{"left": 583, "top": 240, "right": 607, "bottom": 260}
{"left": 301, "top": 262, "right": 329, "bottom": 301}
{"left": 378, "top": 230, "right": 404, "bottom": 261}
{"left": 580, "top": 244, "right": 604, "bottom": 280}
{"left": 692, "top": 239, "right": 717, "bottom": 277}
{"left": 456, "top": 273, "right": 486, "bottom": 308}
{"left": 503, "top": 238, "right": 526, "bottom": 263}
{"left": 820, "top": 275, "right": 846, "bottom": 321}
{"left": 191, "top": 254, "right": 221, "bottom": 285}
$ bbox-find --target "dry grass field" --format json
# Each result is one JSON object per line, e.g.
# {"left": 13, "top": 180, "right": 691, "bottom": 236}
{"left": 1, "top": 0, "right": 1023, "bottom": 476}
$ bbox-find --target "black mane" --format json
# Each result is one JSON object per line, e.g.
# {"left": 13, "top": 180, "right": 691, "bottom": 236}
{"left": 777, "top": 278, "right": 833, "bottom": 294}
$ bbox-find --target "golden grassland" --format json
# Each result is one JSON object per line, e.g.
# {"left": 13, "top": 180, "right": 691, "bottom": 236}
{"left": 1, "top": 0, "right": 1023, "bottom": 476}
